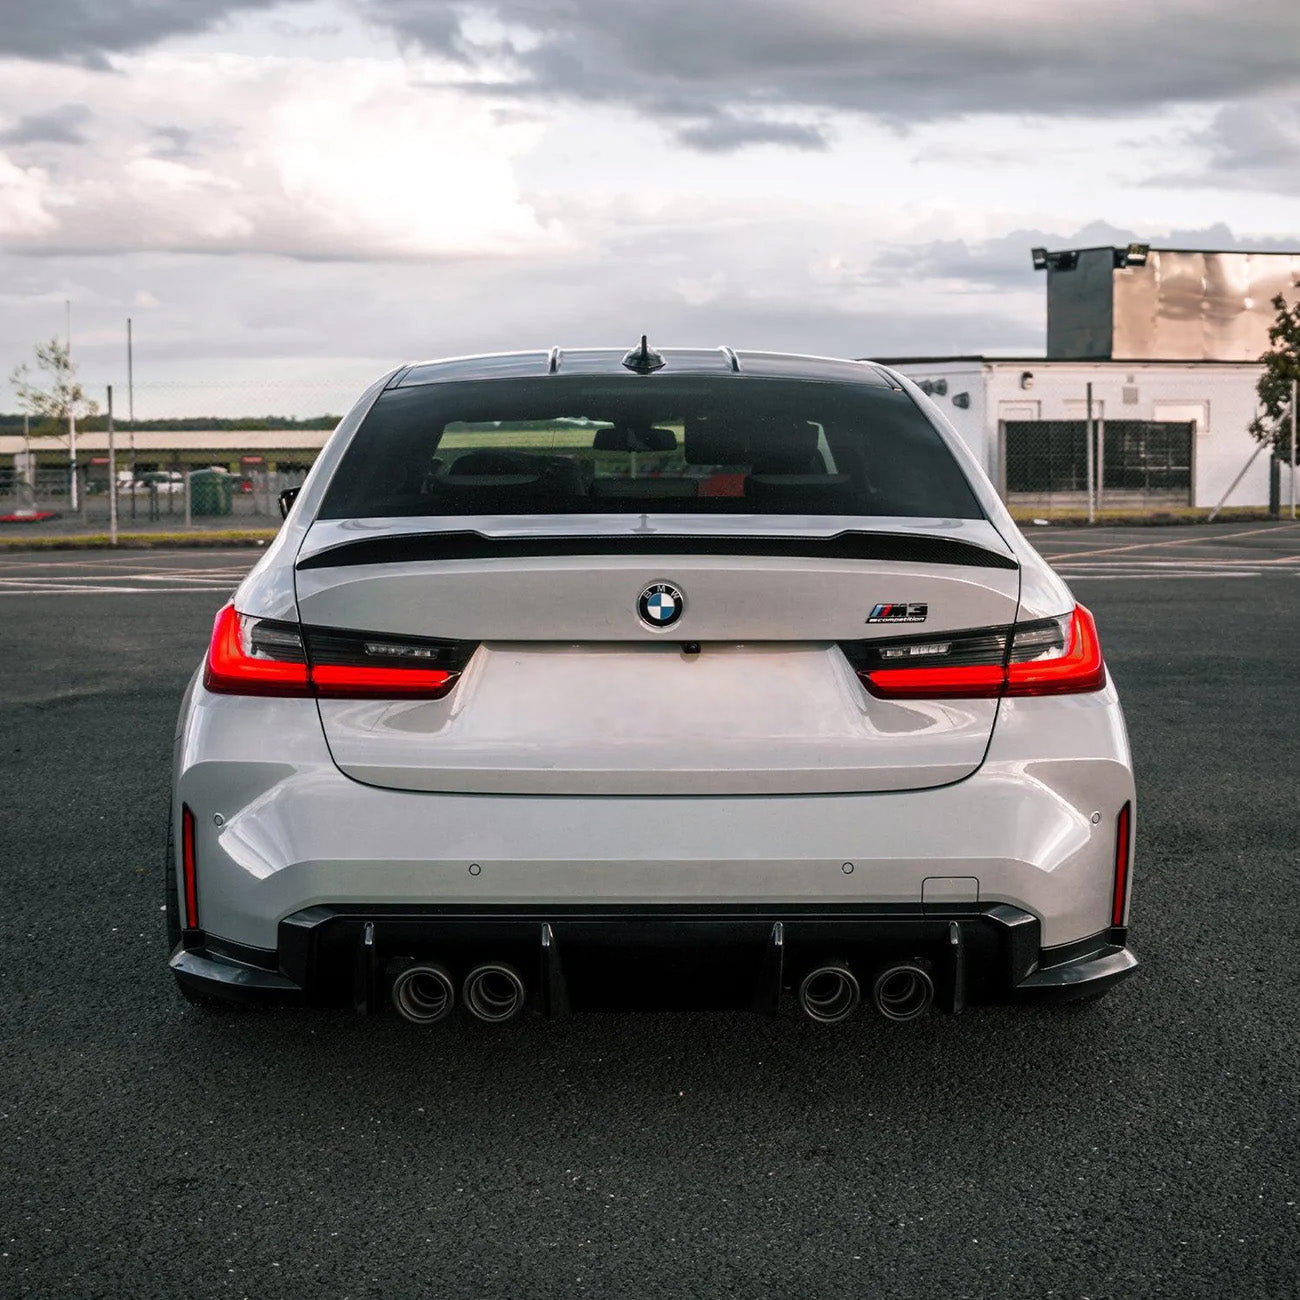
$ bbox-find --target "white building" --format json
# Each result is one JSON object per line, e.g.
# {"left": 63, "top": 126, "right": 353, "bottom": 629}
{"left": 879, "top": 246, "right": 1299, "bottom": 510}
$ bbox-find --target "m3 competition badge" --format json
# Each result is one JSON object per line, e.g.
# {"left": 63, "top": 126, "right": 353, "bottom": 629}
{"left": 867, "top": 602, "right": 928, "bottom": 624}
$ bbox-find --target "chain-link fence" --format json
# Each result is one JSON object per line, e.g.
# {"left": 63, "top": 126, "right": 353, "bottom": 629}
{"left": 999, "top": 418, "right": 1194, "bottom": 511}
{"left": 0, "top": 373, "right": 337, "bottom": 530}
{"left": 0, "top": 460, "right": 308, "bottom": 531}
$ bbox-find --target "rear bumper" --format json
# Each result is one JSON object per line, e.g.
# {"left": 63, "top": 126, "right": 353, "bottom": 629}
{"left": 174, "top": 682, "right": 1137, "bottom": 956}
{"left": 169, "top": 903, "right": 1138, "bottom": 1014}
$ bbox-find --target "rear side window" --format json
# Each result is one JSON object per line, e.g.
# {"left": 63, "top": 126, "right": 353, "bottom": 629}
{"left": 318, "top": 376, "right": 983, "bottom": 519}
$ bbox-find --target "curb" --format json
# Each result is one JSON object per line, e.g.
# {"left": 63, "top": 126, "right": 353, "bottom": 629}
{"left": 0, "top": 530, "right": 277, "bottom": 552}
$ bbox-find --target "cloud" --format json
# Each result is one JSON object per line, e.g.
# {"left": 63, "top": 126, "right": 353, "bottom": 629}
{"left": 0, "top": 103, "right": 91, "bottom": 146}
{"left": 9, "top": 1, "right": 1298, "bottom": 156}
{"left": 1166, "top": 100, "right": 1300, "bottom": 194}
{"left": 0, "top": 52, "right": 557, "bottom": 259}
{"left": 0, "top": 236, "right": 1042, "bottom": 419}
{"left": 370, "top": 0, "right": 1300, "bottom": 150}
{"left": 0, "top": 0, "right": 292, "bottom": 66}
{"left": 866, "top": 220, "right": 1300, "bottom": 294}
{"left": 674, "top": 114, "right": 828, "bottom": 153}
{"left": 148, "top": 124, "right": 197, "bottom": 159}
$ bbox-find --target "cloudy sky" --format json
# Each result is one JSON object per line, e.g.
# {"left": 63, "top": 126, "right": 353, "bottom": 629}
{"left": 2, "top": 0, "right": 1298, "bottom": 416}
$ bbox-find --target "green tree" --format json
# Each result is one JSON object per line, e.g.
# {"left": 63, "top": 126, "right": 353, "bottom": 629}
{"left": 1249, "top": 294, "right": 1300, "bottom": 455}
{"left": 8, "top": 338, "right": 99, "bottom": 437}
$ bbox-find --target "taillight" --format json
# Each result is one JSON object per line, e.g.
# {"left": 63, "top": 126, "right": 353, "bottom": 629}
{"left": 1111, "top": 802, "right": 1132, "bottom": 927}
{"left": 204, "top": 603, "right": 468, "bottom": 699}
{"left": 305, "top": 626, "right": 464, "bottom": 698}
{"left": 1004, "top": 605, "right": 1106, "bottom": 697}
{"left": 181, "top": 803, "right": 199, "bottom": 930}
{"left": 851, "top": 605, "right": 1107, "bottom": 700}
{"left": 205, "top": 603, "right": 310, "bottom": 696}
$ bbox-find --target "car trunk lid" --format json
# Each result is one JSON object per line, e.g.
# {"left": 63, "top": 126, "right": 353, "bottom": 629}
{"left": 294, "top": 517, "right": 1018, "bottom": 796}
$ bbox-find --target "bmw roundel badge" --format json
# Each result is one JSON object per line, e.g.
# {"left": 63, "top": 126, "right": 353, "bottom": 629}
{"left": 638, "top": 582, "right": 684, "bottom": 628}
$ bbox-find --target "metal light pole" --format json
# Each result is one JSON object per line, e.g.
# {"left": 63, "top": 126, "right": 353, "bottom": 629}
{"left": 1290, "top": 376, "right": 1297, "bottom": 521}
{"left": 66, "top": 300, "right": 79, "bottom": 512}
{"left": 1085, "top": 382, "right": 1096, "bottom": 524}
{"left": 127, "top": 318, "right": 137, "bottom": 521}
{"left": 107, "top": 385, "right": 118, "bottom": 546}
{"left": 127, "top": 317, "right": 135, "bottom": 475}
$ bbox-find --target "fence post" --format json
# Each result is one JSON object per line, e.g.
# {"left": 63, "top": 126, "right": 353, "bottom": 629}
{"left": 1085, "top": 382, "right": 1095, "bottom": 524}
{"left": 1290, "top": 376, "right": 1296, "bottom": 521}
{"left": 107, "top": 385, "right": 118, "bottom": 546}
{"left": 1096, "top": 410, "right": 1105, "bottom": 510}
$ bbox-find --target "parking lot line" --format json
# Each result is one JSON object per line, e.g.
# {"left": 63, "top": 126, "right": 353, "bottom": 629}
{"left": 1039, "top": 521, "right": 1300, "bottom": 562}
{"left": 0, "top": 585, "right": 234, "bottom": 596}
{"left": 1061, "top": 571, "right": 1260, "bottom": 580}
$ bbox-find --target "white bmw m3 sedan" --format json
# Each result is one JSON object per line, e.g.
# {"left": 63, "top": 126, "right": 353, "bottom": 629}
{"left": 168, "top": 340, "right": 1137, "bottom": 1024}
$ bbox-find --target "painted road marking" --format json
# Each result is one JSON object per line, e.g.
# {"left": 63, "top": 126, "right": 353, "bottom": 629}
{"left": 1039, "top": 522, "right": 1300, "bottom": 563}
{"left": 1061, "top": 572, "right": 1260, "bottom": 580}
{"left": 0, "top": 584, "right": 236, "bottom": 595}
{"left": 0, "top": 568, "right": 241, "bottom": 595}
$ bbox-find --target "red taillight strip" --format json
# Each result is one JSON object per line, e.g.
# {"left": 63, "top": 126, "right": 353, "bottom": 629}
{"left": 204, "top": 603, "right": 459, "bottom": 699}
{"left": 312, "top": 663, "right": 457, "bottom": 697}
{"left": 862, "top": 605, "right": 1106, "bottom": 700}
{"left": 181, "top": 804, "right": 199, "bottom": 930}
{"left": 860, "top": 662, "right": 1005, "bottom": 699}
{"left": 204, "top": 603, "right": 310, "bottom": 696}
{"left": 1111, "top": 802, "right": 1132, "bottom": 928}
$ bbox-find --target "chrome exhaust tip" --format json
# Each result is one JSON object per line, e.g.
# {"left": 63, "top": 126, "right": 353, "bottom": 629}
{"left": 871, "top": 963, "right": 935, "bottom": 1022}
{"left": 391, "top": 963, "right": 455, "bottom": 1025}
{"left": 462, "top": 963, "right": 527, "bottom": 1023}
{"left": 797, "top": 964, "right": 861, "bottom": 1024}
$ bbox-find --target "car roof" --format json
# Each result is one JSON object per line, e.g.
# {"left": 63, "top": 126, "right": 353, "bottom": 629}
{"left": 392, "top": 347, "right": 898, "bottom": 390}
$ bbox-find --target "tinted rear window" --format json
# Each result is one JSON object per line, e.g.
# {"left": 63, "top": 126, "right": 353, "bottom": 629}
{"left": 318, "top": 376, "right": 983, "bottom": 520}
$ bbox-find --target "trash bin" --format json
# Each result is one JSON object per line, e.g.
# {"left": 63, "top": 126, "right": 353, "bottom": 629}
{"left": 189, "top": 469, "right": 234, "bottom": 517}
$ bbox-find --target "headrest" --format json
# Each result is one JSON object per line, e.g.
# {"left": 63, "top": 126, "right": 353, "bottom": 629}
{"left": 684, "top": 415, "right": 751, "bottom": 465}
{"left": 592, "top": 424, "right": 678, "bottom": 453}
{"left": 685, "top": 415, "right": 821, "bottom": 468}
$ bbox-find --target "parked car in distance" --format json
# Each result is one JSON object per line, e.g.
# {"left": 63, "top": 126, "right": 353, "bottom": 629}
{"left": 118, "top": 470, "right": 185, "bottom": 495}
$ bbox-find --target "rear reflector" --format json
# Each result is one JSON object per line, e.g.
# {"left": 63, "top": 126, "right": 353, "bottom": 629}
{"left": 204, "top": 602, "right": 465, "bottom": 699}
{"left": 1112, "top": 802, "right": 1132, "bottom": 927}
{"left": 181, "top": 803, "right": 199, "bottom": 930}
{"left": 857, "top": 605, "right": 1107, "bottom": 700}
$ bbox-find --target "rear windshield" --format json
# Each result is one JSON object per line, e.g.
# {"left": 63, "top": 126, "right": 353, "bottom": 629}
{"left": 318, "top": 376, "right": 983, "bottom": 519}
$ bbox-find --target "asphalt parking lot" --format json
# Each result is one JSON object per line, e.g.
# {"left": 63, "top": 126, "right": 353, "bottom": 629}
{"left": 1, "top": 523, "right": 1297, "bottom": 1298}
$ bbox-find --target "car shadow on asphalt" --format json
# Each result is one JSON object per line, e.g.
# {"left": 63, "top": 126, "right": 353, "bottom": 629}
{"left": 159, "top": 994, "right": 1117, "bottom": 1135}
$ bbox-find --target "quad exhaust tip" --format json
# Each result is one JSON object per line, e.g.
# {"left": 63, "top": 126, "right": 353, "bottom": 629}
{"left": 463, "top": 963, "right": 527, "bottom": 1023}
{"left": 797, "top": 964, "right": 861, "bottom": 1024}
{"left": 871, "top": 963, "right": 935, "bottom": 1022}
{"left": 391, "top": 963, "right": 456, "bottom": 1025}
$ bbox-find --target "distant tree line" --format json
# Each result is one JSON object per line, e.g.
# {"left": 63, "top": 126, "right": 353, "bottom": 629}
{"left": 0, "top": 412, "right": 340, "bottom": 432}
